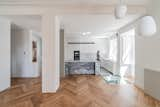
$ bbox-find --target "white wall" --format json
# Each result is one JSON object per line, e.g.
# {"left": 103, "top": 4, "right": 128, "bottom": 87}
{"left": 134, "top": 0, "right": 160, "bottom": 90}
{"left": 11, "top": 28, "right": 30, "bottom": 77}
{"left": 29, "top": 31, "right": 42, "bottom": 77}
{"left": 133, "top": 0, "right": 160, "bottom": 100}
{"left": 0, "top": 18, "right": 11, "bottom": 92}
{"left": 135, "top": 36, "right": 160, "bottom": 88}
{"left": 11, "top": 28, "right": 42, "bottom": 78}
{"left": 64, "top": 36, "right": 110, "bottom": 61}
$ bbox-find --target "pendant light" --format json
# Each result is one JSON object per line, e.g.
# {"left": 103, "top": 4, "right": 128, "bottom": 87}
{"left": 115, "top": 0, "right": 127, "bottom": 19}
{"left": 139, "top": 16, "right": 157, "bottom": 36}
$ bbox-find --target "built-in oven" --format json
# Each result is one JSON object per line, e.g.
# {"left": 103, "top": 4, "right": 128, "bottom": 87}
{"left": 74, "top": 51, "right": 80, "bottom": 60}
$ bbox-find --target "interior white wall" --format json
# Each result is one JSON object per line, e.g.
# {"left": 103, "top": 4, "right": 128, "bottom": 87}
{"left": 29, "top": 31, "right": 42, "bottom": 77}
{"left": 64, "top": 36, "right": 110, "bottom": 61}
{"left": 135, "top": 33, "right": 160, "bottom": 100}
{"left": 11, "top": 28, "right": 30, "bottom": 77}
{"left": 135, "top": 35, "right": 160, "bottom": 88}
{"left": 11, "top": 28, "right": 42, "bottom": 78}
{"left": 134, "top": 0, "right": 160, "bottom": 90}
{"left": 0, "top": 18, "right": 11, "bottom": 92}
{"left": 130, "top": 0, "right": 160, "bottom": 100}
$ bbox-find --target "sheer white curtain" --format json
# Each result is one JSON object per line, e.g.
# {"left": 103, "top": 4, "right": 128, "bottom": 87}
{"left": 120, "top": 29, "right": 135, "bottom": 78}
{"left": 109, "top": 38, "right": 117, "bottom": 62}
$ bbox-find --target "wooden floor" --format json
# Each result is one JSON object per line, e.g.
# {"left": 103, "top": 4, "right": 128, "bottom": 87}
{"left": 0, "top": 75, "right": 160, "bottom": 107}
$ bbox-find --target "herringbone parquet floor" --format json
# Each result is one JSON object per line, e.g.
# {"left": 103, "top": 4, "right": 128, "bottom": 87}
{"left": 0, "top": 75, "right": 160, "bottom": 107}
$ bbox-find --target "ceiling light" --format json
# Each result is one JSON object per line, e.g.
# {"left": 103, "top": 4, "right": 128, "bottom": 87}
{"left": 82, "top": 32, "right": 91, "bottom": 36}
{"left": 115, "top": 0, "right": 127, "bottom": 19}
{"left": 86, "top": 32, "right": 91, "bottom": 35}
{"left": 139, "top": 16, "right": 157, "bottom": 36}
{"left": 82, "top": 32, "right": 86, "bottom": 36}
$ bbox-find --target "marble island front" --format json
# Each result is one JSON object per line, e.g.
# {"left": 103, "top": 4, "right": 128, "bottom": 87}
{"left": 65, "top": 59, "right": 100, "bottom": 75}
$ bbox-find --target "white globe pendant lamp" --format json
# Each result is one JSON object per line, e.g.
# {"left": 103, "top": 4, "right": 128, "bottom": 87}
{"left": 139, "top": 16, "right": 157, "bottom": 36}
{"left": 115, "top": 0, "right": 127, "bottom": 19}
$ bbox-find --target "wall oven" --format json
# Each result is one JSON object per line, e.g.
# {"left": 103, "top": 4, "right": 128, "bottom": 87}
{"left": 74, "top": 51, "right": 80, "bottom": 60}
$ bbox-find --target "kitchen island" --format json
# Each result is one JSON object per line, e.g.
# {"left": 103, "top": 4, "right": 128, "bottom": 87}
{"left": 65, "top": 60, "right": 100, "bottom": 75}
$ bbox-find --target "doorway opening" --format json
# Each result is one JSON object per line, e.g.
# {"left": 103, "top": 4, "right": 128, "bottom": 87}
{"left": 9, "top": 15, "right": 42, "bottom": 89}
{"left": 60, "top": 15, "right": 137, "bottom": 85}
{"left": 0, "top": 15, "right": 42, "bottom": 91}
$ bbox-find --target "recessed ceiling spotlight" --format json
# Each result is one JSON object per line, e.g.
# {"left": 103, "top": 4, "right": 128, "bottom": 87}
{"left": 86, "top": 32, "right": 91, "bottom": 34}
{"left": 82, "top": 32, "right": 86, "bottom": 36}
{"left": 82, "top": 32, "right": 91, "bottom": 36}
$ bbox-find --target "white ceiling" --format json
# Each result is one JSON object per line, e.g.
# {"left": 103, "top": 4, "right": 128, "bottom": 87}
{"left": 61, "top": 14, "right": 141, "bottom": 37}
{"left": 0, "top": 0, "right": 149, "bottom": 38}
{"left": 0, "top": 0, "right": 150, "bottom": 6}
{"left": 1, "top": 14, "right": 142, "bottom": 38}
{"left": 1, "top": 15, "right": 41, "bottom": 32}
{"left": 1, "top": 14, "right": 141, "bottom": 36}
